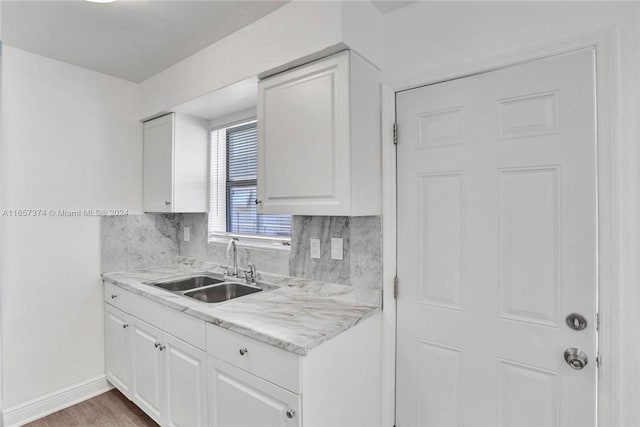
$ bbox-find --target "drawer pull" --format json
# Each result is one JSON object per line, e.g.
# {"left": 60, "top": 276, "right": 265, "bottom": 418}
{"left": 239, "top": 347, "right": 248, "bottom": 356}
{"left": 110, "top": 294, "right": 118, "bottom": 299}
{"left": 158, "top": 344, "right": 166, "bottom": 351}
{"left": 154, "top": 342, "right": 160, "bottom": 348}
{"left": 286, "top": 409, "right": 295, "bottom": 419}
{"left": 122, "top": 324, "right": 129, "bottom": 329}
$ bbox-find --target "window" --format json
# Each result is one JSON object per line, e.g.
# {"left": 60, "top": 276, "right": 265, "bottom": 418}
{"left": 209, "top": 120, "right": 291, "bottom": 244}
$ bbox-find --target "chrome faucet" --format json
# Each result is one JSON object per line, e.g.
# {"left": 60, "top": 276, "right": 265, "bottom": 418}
{"left": 226, "top": 238, "right": 239, "bottom": 277}
{"left": 225, "top": 239, "right": 257, "bottom": 284}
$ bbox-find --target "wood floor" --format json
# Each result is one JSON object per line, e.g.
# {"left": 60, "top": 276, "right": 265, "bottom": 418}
{"left": 25, "top": 389, "right": 158, "bottom": 427}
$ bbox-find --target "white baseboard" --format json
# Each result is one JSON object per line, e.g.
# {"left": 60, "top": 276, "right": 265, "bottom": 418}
{"left": 2, "top": 375, "right": 114, "bottom": 427}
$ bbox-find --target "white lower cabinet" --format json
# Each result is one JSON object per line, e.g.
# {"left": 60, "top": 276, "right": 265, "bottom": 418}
{"left": 164, "top": 334, "right": 208, "bottom": 427}
{"left": 104, "top": 291, "right": 208, "bottom": 427}
{"left": 104, "top": 305, "right": 132, "bottom": 398}
{"left": 204, "top": 316, "right": 382, "bottom": 427}
{"left": 105, "top": 283, "right": 382, "bottom": 427}
{"left": 208, "top": 357, "right": 300, "bottom": 427}
{"left": 131, "top": 318, "right": 164, "bottom": 424}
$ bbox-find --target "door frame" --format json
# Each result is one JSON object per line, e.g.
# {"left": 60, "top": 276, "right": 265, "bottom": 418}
{"left": 381, "top": 28, "right": 619, "bottom": 426}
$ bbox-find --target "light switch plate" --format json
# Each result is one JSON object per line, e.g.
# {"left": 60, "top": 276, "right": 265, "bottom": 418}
{"left": 183, "top": 227, "right": 190, "bottom": 242}
{"left": 331, "top": 238, "right": 343, "bottom": 260}
{"left": 310, "top": 238, "right": 321, "bottom": 259}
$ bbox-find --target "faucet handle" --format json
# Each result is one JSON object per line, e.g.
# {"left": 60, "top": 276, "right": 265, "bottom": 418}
{"left": 242, "top": 263, "right": 257, "bottom": 284}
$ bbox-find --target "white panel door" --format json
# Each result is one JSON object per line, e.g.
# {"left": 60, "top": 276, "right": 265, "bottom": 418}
{"left": 131, "top": 318, "right": 164, "bottom": 424}
{"left": 143, "top": 113, "right": 174, "bottom": 213}
{"left": 164, "top": 334, "right": 208, "bottom": 427}
{"left": 208, "top": 356, "right": 300, "bottom": 427}
{"left": 104, "top": 304, "right": 131, "bottom": 397}
{"left": 396, "top": 49, "right": 597, "bottom": 426}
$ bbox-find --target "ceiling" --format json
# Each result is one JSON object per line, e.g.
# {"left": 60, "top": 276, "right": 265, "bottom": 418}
{"left": 2, "top": 0, "right": 289, "bottom": 83}
{"left": 371, "top": 1, "right": 415, "bottom": 14}
{"left": 173, "top": 77, "right": 257, "bottom": 122}
{"left": 2, "top": 1, "right": 414, "bottom": 84}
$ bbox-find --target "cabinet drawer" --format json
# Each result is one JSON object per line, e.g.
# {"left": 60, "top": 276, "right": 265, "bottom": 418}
{"left": 104, "top": 282, "right": 206, "bottom": 350}
{"left": 206, "top": 324, "right": 301, "bottom": 394}
{"left": 104, "top": 282, "right": 132, "bottom": 312}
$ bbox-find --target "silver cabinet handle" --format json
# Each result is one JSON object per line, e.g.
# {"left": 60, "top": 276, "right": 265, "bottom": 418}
{"left": 165, "top": 201, "right": 171, "bottom": 205}
{"left": 158, "top": 344, "right": 166, "bottom": 351}
{"left": 154, "top": 342, "right": 160, "bottom": 348}
{"left": 110, "top": 294, "right": 118, "bottom": 299}
{"left": 239, "top": 347, "right": 248, "bottom": 356}
{"left": 286, "top": 409, "right": 295, "bottom": 419}
{"left": 122, "top": 324, "right": 129, "bottom": 329}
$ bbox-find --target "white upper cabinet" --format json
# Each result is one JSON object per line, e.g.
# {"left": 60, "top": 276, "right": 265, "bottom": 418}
{"left": 257, "top": 50, "right": 381, "bottom": 216}
{"left": 143, "top": 113, "right": 208, "bottom": 213}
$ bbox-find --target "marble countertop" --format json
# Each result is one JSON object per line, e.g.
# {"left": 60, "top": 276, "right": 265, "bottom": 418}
{"left": 102, "top": 260, "right": 380, "bottom": 356}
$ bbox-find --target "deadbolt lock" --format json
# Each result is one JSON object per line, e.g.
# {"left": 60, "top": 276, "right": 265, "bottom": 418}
{"left": 565, "top": 313, "right": 587, "bottom": 331}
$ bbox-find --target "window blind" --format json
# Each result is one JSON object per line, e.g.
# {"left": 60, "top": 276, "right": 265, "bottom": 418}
{"left": 225, "top": 122, "right": 291, "bottom": 237}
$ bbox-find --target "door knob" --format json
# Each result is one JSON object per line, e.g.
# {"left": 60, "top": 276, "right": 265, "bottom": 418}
{"left": 564, "top": 348, "right": 588, "bottom": 370}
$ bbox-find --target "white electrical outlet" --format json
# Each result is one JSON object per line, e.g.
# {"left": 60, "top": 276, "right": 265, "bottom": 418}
{"left": 310, "top": 238, "right": 321, "bottom": 259}
{"left": 331, "top": 238, "right": 343, "bottom": 260}
{"left": 183, "top": 227, "right": 190, "bottom": 242}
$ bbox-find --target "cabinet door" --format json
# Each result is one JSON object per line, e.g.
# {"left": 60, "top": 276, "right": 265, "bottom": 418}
{"left": 164, "top": 334, "right": 208, "bottom": 427}
{"left": 131, "top": 318, "right": 164, "bottom": 424}
{"left": 144, "top": 113, "right": 174, "bottom": 213}
{"left": 104, "top": 304, "right": 131, "bottom": 397}
{"left": 257, "top": 51, "right": 351, "bottom": 215}
{"left": 208, "top": 356, "right": 300, "bottom": 427}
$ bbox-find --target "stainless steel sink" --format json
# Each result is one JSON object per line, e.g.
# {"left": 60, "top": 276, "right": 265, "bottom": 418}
{"left": 184, "top": 283, "right": 262, "bottom": 303}
{"left": 145, "top": 274, "right": 271, "bottom": 304}
{"left": 151, "top": 275, "right": 224, "bottom": 292}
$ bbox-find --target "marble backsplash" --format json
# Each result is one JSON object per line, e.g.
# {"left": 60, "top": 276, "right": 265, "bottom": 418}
{"left": 101, "top": 214, "right": 182, "bottom": 272}
{"left": 101, "top": 213, "right": 382, "bottom": 291}
{"left": 289, "top": 216, "right": 382, "bottom": 290}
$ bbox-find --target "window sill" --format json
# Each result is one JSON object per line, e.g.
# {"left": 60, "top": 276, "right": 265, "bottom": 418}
{"left": 208, "top": 233, "right": 291, "bottom": 252}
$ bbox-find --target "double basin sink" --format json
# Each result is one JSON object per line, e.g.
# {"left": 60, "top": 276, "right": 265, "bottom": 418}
{"left": 146, "top": 275, "right": 266, "bottom": 304}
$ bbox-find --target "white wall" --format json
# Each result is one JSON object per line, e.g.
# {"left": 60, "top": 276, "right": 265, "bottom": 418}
{"left": 0, "top": 47, "right": 141, "bottom": 416}
{"left": 140, "top": 0, "right": 342, "bottom": 119}
{"left": 0, "top": 0, "right": 5, "bottom": 420}
{"left": 382, "top": 2, "right": 640, "bottom": 424}
{"left": 139, "top": 0, "right": 382, "bottom": 120}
